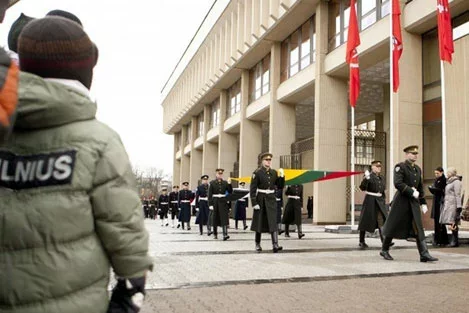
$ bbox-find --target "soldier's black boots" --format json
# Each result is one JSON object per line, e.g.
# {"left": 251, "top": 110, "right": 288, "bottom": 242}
{"left": 213, "top": 227, "right": 218, "bottom": 239}
{"left": 222, "top": 226, "right": 230, "bottom": 241}
{"left": 449, "top": 230, "right": 459, "bottom": 247}
{"left": 199, "top": 224, "right": 203, "bottom": 235}
{"left": 284, "top": 225, "right": 290, "bottom": 237}
{"left": 278, "top": 223, "right": 284, "bottom": 235}
{"left": 207, "top": 225, "right": 212, "bottom": 236}
{"left": 380, "top": 236, "right": 394, "bottom": 260}
{"left": 243, "top": 221, "right": 248, "bottom": 230}
{"left": 298, "top": 225, "right": 305, "bottom": 239}
{"left": 255, "top": 232, "right": 262, "bottom": 252}
{"left": 187, "top": 222, "right": 191, "bottom": 231}
{"left": 235, "top": 220, "right": 238, "bottom": 229}
{"left": 359, "top": 230, "right": 368, "bottom": 249}
{"left": 417, "top": 240, "right": 439, "bottom": 262}
{"left": 271, "top": 232, "right": 283, "bottom": 253}
{"left": 181, "top": 222, "right": 185, "bottom": 230}
{"left": 378, "top": 228, "right": 394, "bottom": 246}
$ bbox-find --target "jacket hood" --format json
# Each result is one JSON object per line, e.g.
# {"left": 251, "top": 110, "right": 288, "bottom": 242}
{"left": 15, "top": 72, "right": 97, "bottom": 129}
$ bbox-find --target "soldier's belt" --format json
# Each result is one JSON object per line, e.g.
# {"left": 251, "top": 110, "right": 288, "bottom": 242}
{"left": 160, "top": 202, "right": 169, "bottom": 205}
{"left": 257, "top": 189, "right": 275, "bottom": 194}
{"left": 287, "top": 195, "right": 301, "bottom": 200}
{"left": 276, "top": 198, "right": 281, "bottom": 201}
{"left": 212, "top": 194, "right": 225, "bottom": 198}
{"left": 365, "top": 191, "right": 382, "bottom": 197}
{"left": 171, "top": 201, "right": 178, "bottom": 203}
{"left": 180, "top": 200, "right": 191, "bottom": 203}
{"left": 199, "top": 197, "right": 208, "bottom": 201}
{"left": 238, "top": 199, "right": 246, "bottom": 202}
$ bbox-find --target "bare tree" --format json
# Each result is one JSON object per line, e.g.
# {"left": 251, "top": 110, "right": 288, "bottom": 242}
{"left": 132, "top": 166, "right": 170, "bottom": 198}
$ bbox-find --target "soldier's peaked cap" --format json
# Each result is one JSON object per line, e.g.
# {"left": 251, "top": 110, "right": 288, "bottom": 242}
{"left": 403, "top": 145, "right": 419, "bottom": 153}
{"left": 182, "top": 182, "right": 189, "bottom": 186}
{"left": 201, "top": 174, "right": 209, "bottom": 180}
{"left": 239, "top": 182, "right": 246, "bottom": 186}
{"left": 371, "top": 160, "right": 382, "bottom": 165}
{"left": 259, "top": 152, "right": 273, "bottom": 160}
{"left": 215, "top": 168, "right": 224, "bottom": 173}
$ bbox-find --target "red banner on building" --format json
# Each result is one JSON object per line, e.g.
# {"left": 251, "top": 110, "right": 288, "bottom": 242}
{"left": 392, "top": 0, "right": 403, "bottom": 93}
{"left": 346, "top": 0, "right": 360, "bottom": 107}
{"left": 437, "top": 0, "right": 454, "bottom": 63}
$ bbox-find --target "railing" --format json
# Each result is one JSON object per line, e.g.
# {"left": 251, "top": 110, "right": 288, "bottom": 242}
{"left": 291, "top": 136, "right": 314, "bottom": 154}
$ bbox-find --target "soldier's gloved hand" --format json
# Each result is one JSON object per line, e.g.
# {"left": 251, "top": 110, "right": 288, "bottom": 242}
{"left": 376, "top": 192, "right": 382, "bottom": 197}
{"left": 209, "top": 206, "right": 214, "bottom": 211}
{"left": 178, "top": 208, "right": 181, "bottom": 212}
{"left": 107, "top": 277, "right": 146, "bottom": 313}
{"left": 364, "top": 170, "right": 371, "bottom": 180}
{"left": 421, "top": 204, "right": 428, "bottom": 214}
{"left": 227, "top": 177, "right": 232, "bottom": 184}
{"left": 412, "top": 190, "right": 419, "bottom": 199}
{"left": 253, "top": 204, "right": 260, "bottom": 210}
{"left": 196, "top": 207, "right": 199, "bottom": 212}
{"left": 278, "top": 168, "right": 284, "bottom": 178}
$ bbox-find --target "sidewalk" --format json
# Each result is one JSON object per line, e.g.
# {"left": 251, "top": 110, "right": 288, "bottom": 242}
{"left": 141, "top": 219, "right": 469, "bottom": 313}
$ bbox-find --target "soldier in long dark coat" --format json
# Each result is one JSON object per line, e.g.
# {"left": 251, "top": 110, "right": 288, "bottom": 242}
{"left": 357, "top": 160, "right": 392, "bottom": 248}
{"left": 380, "top": 145, "right": 438, "bottom": 262}
{"left": 158, "top": 189, "right": 170, "bottom": 226}
{"left": 142, "top": 197, "right": 149, "bottom": 219}
{"left": 209, "top": 169, "right": 233, "bottom": 240}
{"left": 169, "top": 186, "right": 179, "bottom": 228}
{"left": 282, "top": 184, "right": 305, "bottom": 239}
{"left": 428, "top": 166, "right": 448, "bottom": 246}
{"left": 195, "top": 175, "right": 210, "bottom": 235}
{"left": 234, "top": 182, "right": 249, "bottom": 230}
{"left": 149, "top": 196, "right": 157, "bottom": 220}
{"left": 178, "top": 182, "right": 194, "bottom": 230}
{"left": 250, "top": 152, "right": 285, "bottom": 253}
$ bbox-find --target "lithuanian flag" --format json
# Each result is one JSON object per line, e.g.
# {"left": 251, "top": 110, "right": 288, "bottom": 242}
{"left": 231, "top": 169, "right": 362, "bottom": 185}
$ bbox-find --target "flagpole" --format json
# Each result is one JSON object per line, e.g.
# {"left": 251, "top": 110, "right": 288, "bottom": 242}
{"left": 389, "top": 1, "right": 395, "bottom": 202}
{"left": 351, "top": 106, "right": 355, "bottom": 226}
{"left": 441, "top": 60, "right": 447, "bottom": 170}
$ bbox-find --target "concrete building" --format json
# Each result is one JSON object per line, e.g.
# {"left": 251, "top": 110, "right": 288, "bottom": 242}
{"left": 161, "top": 0, "right": 469, "bottom": 225}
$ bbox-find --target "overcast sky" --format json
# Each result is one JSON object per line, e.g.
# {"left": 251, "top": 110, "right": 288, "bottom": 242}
{"left": 0, "top": 0, "right": 214, "bottom": 178}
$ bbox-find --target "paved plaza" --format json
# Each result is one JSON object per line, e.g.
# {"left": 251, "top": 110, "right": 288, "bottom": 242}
{"left": 140, "top": 219, "right": 469, "bottom": 313}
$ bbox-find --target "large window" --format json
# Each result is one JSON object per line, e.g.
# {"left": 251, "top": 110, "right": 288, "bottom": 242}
{"left": 249, "top": 54, "right": 270, "bottom": 103}
{"left": 197, "top": 112, "right": 204, "bottom": 138}
{"left": 210, "top": 99, "right": 220, "bottom": 128}
{"left": 328, "top": 0, "right": 390, "bottom": 51}
{"left": 281, "top": 15, "right": 316, "bottom": 82}
{"left": 227, "top": 79, "right": 241, "bottom": 117}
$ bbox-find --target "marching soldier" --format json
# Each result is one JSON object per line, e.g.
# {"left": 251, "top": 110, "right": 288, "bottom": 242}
{"left": 169, "top": 186, "right": 179, "bottom": 228}
{"left": 142, "top": 197, "right": 149, "bottom": 219}
{"left": 158, "top": 188, "right": 170, "bottom": 226}
{"left": 250, "top": 152, "right": 285, "bottom": 253}
{"left": 195, "top": 175, "right": 210, "bottom": 235}
{"left": 275, "top": 187, "right": 284, "bottom": 235}
{"left": 209, "top": 168, "right": 233, "bottom": 240}
{"left": 282, "top": 184, "right": 305, "bottom": 239}
{"left": 178, "top": 182, "right": 193, "bottom": 230}
{"left": 149, "top": 196, "right": 157, "bottom": 220}
{"left": 380, "top": 145, "right": 438, "bottom": 262}
{"left": 234, "top": 182, "right": 249, "bottom": 230}
{"left": 358, "top": 160, "right": 392, "bottom": 248}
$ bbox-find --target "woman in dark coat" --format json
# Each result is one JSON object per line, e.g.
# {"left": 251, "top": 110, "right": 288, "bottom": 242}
{"left": 428, "top": 167, "right": 448, "bottom": 246}
{"left": 282, "top": 184, "right": 304, "bottom": 239}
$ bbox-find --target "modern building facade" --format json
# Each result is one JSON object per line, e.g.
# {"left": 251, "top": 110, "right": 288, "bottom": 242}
{"left": 161, "top": 0, "right": 469, "bottom": 225}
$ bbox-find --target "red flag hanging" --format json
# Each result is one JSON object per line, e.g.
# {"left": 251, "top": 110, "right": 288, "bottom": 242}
{"left": 437, "top": 0, "right": 454, "bottom": 63}
{"left": 345, "top": 0, "right": 360, "bottom": 107}
{"left": 392, "top": 0, "right": 403, "bottom": 93}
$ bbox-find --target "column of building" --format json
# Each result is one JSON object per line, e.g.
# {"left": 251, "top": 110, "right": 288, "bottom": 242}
{"left": 189, "top": 116, "right": 203, "bottom": 188}
{"left": 173, "top": 133, "right": 181, "bottom": 186}
{"left": 202, "top": 104, "right": 218, "bottom": 177}
{"left": 313, "top": 1, "right": 348, "bottom": 224}
{"left": 180, "top": 124, "right": 191, "bottom": 184}
{"left": 218, "top": 90, "right": 238, "bottom": 175}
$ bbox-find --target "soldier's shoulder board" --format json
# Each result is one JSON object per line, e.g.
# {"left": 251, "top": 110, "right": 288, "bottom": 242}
{"left": 0, "top": 149, "right": 77, "bottom": 190}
